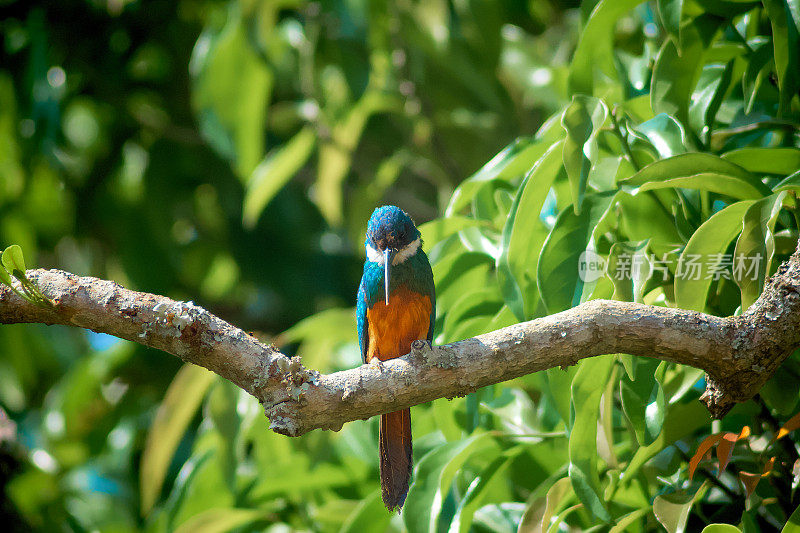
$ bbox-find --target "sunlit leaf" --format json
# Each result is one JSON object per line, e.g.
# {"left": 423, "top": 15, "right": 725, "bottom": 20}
{"left": 762, "top": 0, "right": 800, "bottom": 116}
{"left": 651, "top": 16, "right": 720, "bottom": 124}
{"left": 537, "top": 191, "right": 616, "bottom": 313}
{"left": 675, "top": 200, "right": 756, "bottom": 312}
{"left": 733, "top": 192, "right": 787, "bottom": 310}
{"left": 657, "top": 0, "right": 684, "bottom": 45}
{"left": 619, "top": 153, "right": 770, "bottom": 199}
{"left": 498, "top": 140, "right": 564, "bottom": 320}
{"left": 2, "top": 244, "right": 26, "bottom": 277}
{"left": 689, "top": 62, "right": 733, "bottom": 141}
{"left": 782, "top": 500, "right": 800, "bottom": 533}
{"left": 403, "top": 433, "right": 498, "bottom": 533}
{"left": 568, "top": 355, "right": 615, "bottom": 522}
{"left": 419, "top": 217, "right": 484, "bottom": 250}
{"left": 449, "top": 450, "right": 521, "bottom": 533}
{"left": 701, "top": 525, "right": 743, "bottom": 533}
{"left": 517, "top": 477, "right": 573, "bottom": 533}
{"left": 340, "top": 493, "right": 392, "bottom": 533}
{"left": 140, "top": 365, "right": 216, "bottom": 514}
{"left": 172, "top": 507, "right": 265, "bottom": 533}
{"left": 777, "top": 411, "right": 800, "bottom": 440}
{"left": 722, "top": 148, "right": 800, "bottom": 176}
{"left": 191, "top": 13, "right": 272, "bottom": 177}
{"left": 447, "top": 138, "right": 552, "bottom": 216}
{"left": 561, "top": 96, "right": 608, "bottom": 214}
{"left": 653, "top": 485, "right": 708, "bottom": 533}
{"left": 620, "top": 358, "right": 665, "bottom": 446}
{"left": 568, "top": 0, "right": 648, "bottom": 95}
{"left": 635, "top": 113, "right": 690, "bottom": 159}
{"left": 242, "top": 126, "right": 316, "bottom": 228}
{"left": 316, "top": 91, "right": 399, "bottom": 226}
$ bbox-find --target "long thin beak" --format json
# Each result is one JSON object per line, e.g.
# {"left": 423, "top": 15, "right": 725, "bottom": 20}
{"left": 383, "top": 248, "right": 392, "bottom": 305}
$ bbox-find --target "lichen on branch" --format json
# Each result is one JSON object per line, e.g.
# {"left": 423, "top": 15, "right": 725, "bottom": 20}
{"left": 3, "top": 244, "right": 800, "bottom": 436}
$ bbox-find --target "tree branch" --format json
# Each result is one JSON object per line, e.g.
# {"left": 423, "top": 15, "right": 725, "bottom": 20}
{"left": 2, "top": 245, "right": 800, "bottom": 437}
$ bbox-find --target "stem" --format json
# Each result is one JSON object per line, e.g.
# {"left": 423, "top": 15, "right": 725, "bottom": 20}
{"left": 610, "top": 107, "right": 641, "bottom": 171}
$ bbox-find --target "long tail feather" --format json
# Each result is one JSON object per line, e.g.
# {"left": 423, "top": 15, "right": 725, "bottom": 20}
{"left": 379, "top": 408, "right": 412, "bottom": 511}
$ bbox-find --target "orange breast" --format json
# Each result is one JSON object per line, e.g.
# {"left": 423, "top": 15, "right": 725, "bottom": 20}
{"left": 366, "top": 286, "right": 432, "bottom": 362}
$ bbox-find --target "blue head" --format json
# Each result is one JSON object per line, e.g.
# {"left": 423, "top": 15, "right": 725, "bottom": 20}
{"left": 365, "top": 206, "right": 422, "bottom": 304}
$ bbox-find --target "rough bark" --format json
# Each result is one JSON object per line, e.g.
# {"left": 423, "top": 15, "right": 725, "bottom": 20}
{"left": 2, "top": 245, "right": 800, "bottom": 436}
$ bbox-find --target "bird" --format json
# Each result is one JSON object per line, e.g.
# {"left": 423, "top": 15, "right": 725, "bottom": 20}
{"left": 357, "top": 205, "right": 435, "bottom": 512}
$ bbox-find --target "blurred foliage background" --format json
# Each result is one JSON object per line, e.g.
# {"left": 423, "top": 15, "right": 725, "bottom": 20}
{"left": 2, "top": 0, "right": 800, "bottom": 531}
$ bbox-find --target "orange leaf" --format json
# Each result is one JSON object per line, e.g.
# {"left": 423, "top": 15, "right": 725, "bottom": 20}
{"left": 739, "top": 471, "right": 761, "bottom": 497}
{"left": 716, "top": 434, "right": 737, "bottom": 475}
{"left": 717, "top": 426, "right": 751, "bottom": 475}
{"left": 689, "top": 433, "right": 725, "bottom": 480}
{"left": 763, "top": 456, "right": 776, "bottom": 476}
{"left": 777, "top": 412, "right": 800, "bottom": 440}
{"left": 738, "top": 457, "right": 775, "bottom": 498}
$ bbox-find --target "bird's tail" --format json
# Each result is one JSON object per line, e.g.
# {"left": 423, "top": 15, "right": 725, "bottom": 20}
{"left": 379, "top": 408, "right": 412, "bottom": 512}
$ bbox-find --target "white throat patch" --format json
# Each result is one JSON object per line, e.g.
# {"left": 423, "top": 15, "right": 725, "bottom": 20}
{"left": 366, "top": 237, "right": 421, "bottom": 265}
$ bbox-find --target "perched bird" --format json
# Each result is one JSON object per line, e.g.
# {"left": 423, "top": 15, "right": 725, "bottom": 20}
{"left": 357, "top": 206, "right": 435, "bottom": 512}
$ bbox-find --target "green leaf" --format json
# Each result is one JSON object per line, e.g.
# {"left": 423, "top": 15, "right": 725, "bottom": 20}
{"left": 762, "top": 0, "right": 800, "bottom": 116}
{"left": 606, "top": 241, "right": 652, "bottom": 303}
{"left": 140, "top": 365, "right": 216, "bottom": 514}
{"left": 619, "top": 153, "right": 770, "bottom": 199}
{"left": 782, "top": 501, "right": 800, "bottom": 532}
{"left": 2, "top": 244, "right": 26, "bottom": 277}
{"left": 0, "top": 258, "right": 14, "bottom": 287}
{"left": 340, "top": 493, "right": 392, "bottom": 533}
{"left": 442, "top": 288, "right": 502, "bottom": 343}
{"left": 480, "top": 388, "right": 539, "bottom": 436}
{"left": 609, "top": 508, "right": 652, "bottom": 533}
{"left": 653, "top": 490, "right": 696, "bottom": 533}
{"left": 617, "top": 192, "right": 683, "bottom": 256}
{"left": 651, "top": 16, "right": 720, "bottom": 124}
{"left": 280, "top": 307, "right": 357, "bottom": 372}
{"left": 316, "top": 90, "right": 398, "bottom": 226}
{"left": 471, "top": 503, "right": 526, "bottom": 532}
{"left": 446, "top": 138, "right": 552, "bottom": 216}
{"left": 675, "top": 200, "right": 756, "bottom": 311}
{"left": 545, "top": 365, "right": 579, "bottom": 428}
{"left": 403, "top": 433, "right": 497, "bottom": 533}
{"left": 722, "top": 148, "right": 800, "bottom": 176}
{"left": 517, "top": 477, "right": 574, "bottom": 533}
{"left": 742, "top": 39, "right": 777, "bottom": 114}
{"left": 620, "top": 359, "right": 665, "bottom": 446}
{"left": 448, "top": 450, "right": 521, "bottom": 533}
{"left": 568, "top": 0, "right": 648, "bottom": 95}
{"left": 775, "top": 170, "right": 800, "bottom": 192}
{"left": 419, "top": 217, "right": 484, "bottom": 249}
{"left": 538, "top": 191, "right": 616, "bottom": 313}
{"left": 191, "top": 11, "right": 272, "bottom": 177}
{"left": 701, "top": 525, "right": 743, "bottom": 533}
{"left": 733, "top": 192, "right": 787, "bottom": 311}
{"left": 172, "top": 508, "right": 265, "bottom": 533}
{"left": 568, "top": 355, "right": 615, "bottom": 522}
{"left": 433, "top": 251, "right": 493, "bottom": 315}
{"left": 561, "top": 96, "right": 608, "bottom": 214}
{"left": 498, "top": 140, "right": 564, "bottom": 320}
{"left": 689, "top": 62, "right": 734, "bottom": 141}
{"left": 657, "top": 0, "right": 684, "bottom": 45}
{"left": 635, "top": 114, "right": 690, "bottom": 159}
{"left": 624, "top": 401, "right": 710, "bottom": 481}
{"left": 242, "top": 126, "right": 316, "bottom": 228}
